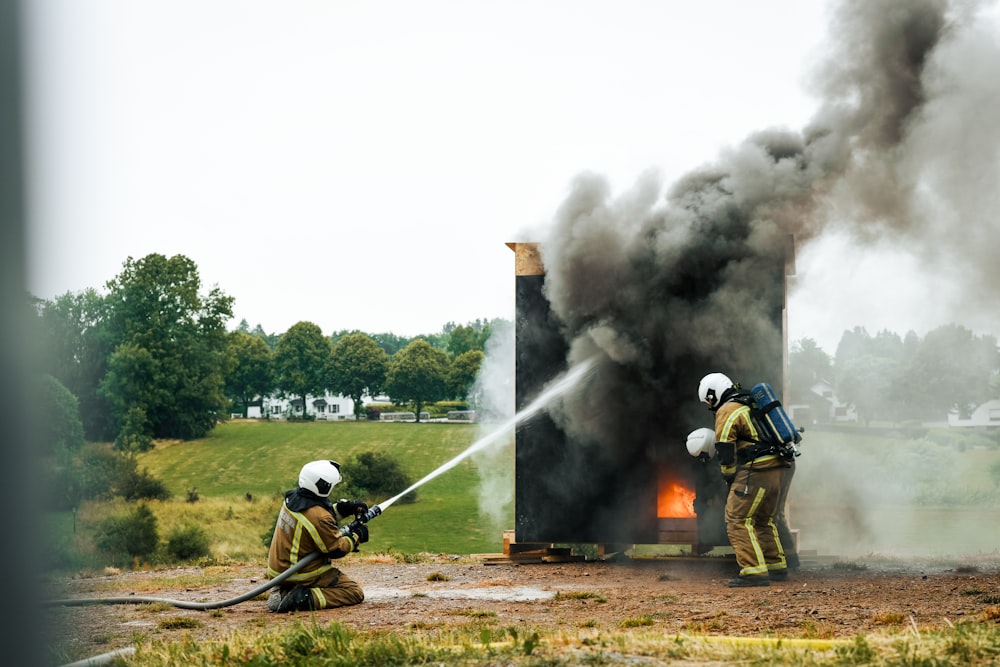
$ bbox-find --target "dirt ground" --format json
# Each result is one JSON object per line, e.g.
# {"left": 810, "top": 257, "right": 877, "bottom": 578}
{"left": 44, "top": 550, "right": 1000, "bottom": 663}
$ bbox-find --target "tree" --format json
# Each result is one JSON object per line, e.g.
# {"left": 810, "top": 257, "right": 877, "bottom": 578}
{"left": 446, "top": 324, "right": 482, "bottom": 357}
{"left": 34, "top": 289, "right": 116, "bottom": 441}
{"left": 225, "top": 330, "right": 274, "bottom": 417}
{"left": 273, "top": 321, "right": 331, "bottom": 417}
{"left": 788, "top": 338, "right": 832, "bottom": 420}
{"left": 370, "top": 332, "right": 411, "bottom": 356}
{"left": 326, "top": 332, "right": 389, "bottom": 420}
{"left": 447, "top": 349, "right": 484, "bottom": 401}
{"left": 35, "top": 374, "right": 85, "bottom": 455}
{"left": 906, "top": 325, "right": 998, "bottom": 420}
{"left": 100, "top": 254, "right": 234, "bottom": 440}
{"left": 248, "top": 322, "right": 280, "bottom": 350}
{"left": 384, "top": 339, "right": 450, "bottom": 422}
{"left": 834, "top": 328, "right": 906, "bottom": 425}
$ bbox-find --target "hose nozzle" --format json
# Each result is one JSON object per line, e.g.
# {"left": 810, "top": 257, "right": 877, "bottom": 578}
{"left": 338, "top": 504, "right": 382, "bottom": 537}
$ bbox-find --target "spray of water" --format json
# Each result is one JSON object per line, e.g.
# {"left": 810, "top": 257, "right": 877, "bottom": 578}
{"left": 374, "top": 356, "right": 597, "bottom": 513}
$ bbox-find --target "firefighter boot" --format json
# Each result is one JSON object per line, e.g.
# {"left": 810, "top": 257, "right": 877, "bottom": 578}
{"left": 728, "top": 575, "right": 770, "bottom": 588}
{"left": 275, "top": 585, "right": 315, "bottom": 613}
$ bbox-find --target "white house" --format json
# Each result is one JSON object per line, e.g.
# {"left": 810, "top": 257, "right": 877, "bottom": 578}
{"left": 787, "top": 379, "right": 858, "bottom": 424}
{"left": 947, "top": 399, "right": 1000, "bottom": 427}
{"left": 257, "top": 392, "right": 357, "bottom": 420}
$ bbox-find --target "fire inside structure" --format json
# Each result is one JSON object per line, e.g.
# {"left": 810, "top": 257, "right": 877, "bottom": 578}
{"left": 507, "top": 241, "right": 794, "bottom": 553}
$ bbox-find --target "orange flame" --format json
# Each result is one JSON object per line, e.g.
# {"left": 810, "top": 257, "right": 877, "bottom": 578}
{"left": 657, "top": 477, "right": 696, "bottom": 518}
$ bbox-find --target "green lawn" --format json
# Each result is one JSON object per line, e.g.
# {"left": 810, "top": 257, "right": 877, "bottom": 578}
{"left": 137, "top": 420, "right": 516, "bottom": 556}
{"left": 52, "top": 422, "right": 1000, "bottom": 569}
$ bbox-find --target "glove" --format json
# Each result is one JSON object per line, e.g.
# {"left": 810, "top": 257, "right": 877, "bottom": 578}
{"left": 351, "top": 523, "right": 369, "bottom": 546}
{"left": 336, "top": 499, "right": 369, "bottom": 518}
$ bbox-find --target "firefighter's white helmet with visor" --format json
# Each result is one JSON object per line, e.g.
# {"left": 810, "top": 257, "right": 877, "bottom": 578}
{"left": 298, "top": 460, "right": 342, "bottom": 497}
{"left": 698, "top": 372, "right": 734, "bottom": 410}
{"left": 686, "top": 427, "right": 717, "bottom": 459}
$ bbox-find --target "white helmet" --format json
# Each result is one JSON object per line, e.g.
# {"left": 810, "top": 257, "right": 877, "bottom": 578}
{"left": 686, "top": 427, "right": 717, "bottom": 459}
{"left": 698, "top": 372, "right": 734, "bottom": 410}
{"left": 298, "top": 460, "right": 342, "bottom": 497}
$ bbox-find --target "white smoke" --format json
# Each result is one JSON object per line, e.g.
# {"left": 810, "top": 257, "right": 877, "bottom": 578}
{"left": 470, "top": 319, "right": 516, "bottom": 528}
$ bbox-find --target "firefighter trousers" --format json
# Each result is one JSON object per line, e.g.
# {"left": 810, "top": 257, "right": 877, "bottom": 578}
{"left": 283, "top": 567, "right": 364, "bottom": 609}
{"left": 774, "top": 458, "right": 798, "bottom": 568}
{"left": 725, "top": 464, "right": 786, "bottom": 578}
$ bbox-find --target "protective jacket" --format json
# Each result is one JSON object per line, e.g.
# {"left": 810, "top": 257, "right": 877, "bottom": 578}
{"left": 266, "top": 489, "right": 359, "bottom": 584}
{"left": 714, "top": 398, "right": 785, "bottom": 479}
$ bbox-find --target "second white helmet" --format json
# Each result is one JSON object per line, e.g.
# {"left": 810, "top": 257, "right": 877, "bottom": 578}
{"left": 686, "top": 427, "right": 717, "bottom": 459}
{"left": 698, "top": 372, "right": 734, "bottom": 410}
{"left": 298, "top": 460, "right": 342, "bottom": 497}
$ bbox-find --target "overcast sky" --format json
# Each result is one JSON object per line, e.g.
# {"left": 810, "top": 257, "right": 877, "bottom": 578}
{"left": 21, "top": 0, "right": 1000, "bottom": 354}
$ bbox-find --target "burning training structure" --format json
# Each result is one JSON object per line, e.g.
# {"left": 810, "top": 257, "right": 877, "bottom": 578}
{"left": 507, "top": 241, "right": 795, "bottom": 553}
{"left": 500, "top": 1, "right": 990, "bottom": 557}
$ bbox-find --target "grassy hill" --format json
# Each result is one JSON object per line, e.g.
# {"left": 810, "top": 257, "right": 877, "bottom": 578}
{"left": 55, "top": 420, "right": 516, "bottom": 569}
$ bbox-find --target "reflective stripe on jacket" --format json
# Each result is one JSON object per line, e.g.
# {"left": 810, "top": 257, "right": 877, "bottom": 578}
{"left": 267, "top": 501, "right": 356, "bottom": 583}
{"left": 715, "top": 400, "right": 782, "bottom": 474}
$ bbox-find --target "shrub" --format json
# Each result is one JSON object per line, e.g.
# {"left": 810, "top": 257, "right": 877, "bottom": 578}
{"left": 166, "top": 523, "right": 211, "bottom": 561}
{"left": 115, "top": 453, "right": 172, "bottom": 501}
{"left": 94, "top": 503, "right": 159, "bottom": 565}
{"left": 114, "top": 406, "right": 154, "bottom": 453}
{"left": 54, "top": 446, "right": 171, "bottom": 506}
{"left": 343, "top": 451, "right": 417, "bottom": 504}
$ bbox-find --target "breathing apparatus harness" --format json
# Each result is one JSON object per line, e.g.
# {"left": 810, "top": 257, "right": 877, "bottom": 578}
{"left": 729, "top": 390, "right": 801, "bottom": 465}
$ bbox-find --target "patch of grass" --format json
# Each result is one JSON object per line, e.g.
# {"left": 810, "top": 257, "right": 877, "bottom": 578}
{"left": 797, "top": 620, "right": 837, "bottom": 639}
{"left": 619, "top": 615, "right": 654, "bottom": 628}
{"left": 979, "top": 606, "right": 1000, "bottom": 622}
{"left": 872, "top": 610, "right": 906, "bottom": 624}
{"left": 66, "top": 617, "right": 1000, "bottom": 666}
{"left": 158, "top": 617, "right": 203, "bottom": 630}
{"left": 427, "top": 571, "right": 451, "bottom": 581}
{"left": 554, "top": 590, "right": 607, "bottom": 603}
{"left": 962, "top": 588, "right": 986, "bottom": 596}
{"left": 682, "top": 618, "right": 726, "bottom": 633}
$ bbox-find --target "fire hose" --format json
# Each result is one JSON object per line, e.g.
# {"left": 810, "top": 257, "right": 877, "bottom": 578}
{"left": 44, "top": 505, "right": 383, "bottom": 610}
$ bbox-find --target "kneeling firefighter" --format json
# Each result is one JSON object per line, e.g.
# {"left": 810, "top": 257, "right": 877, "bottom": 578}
{"left": 266, "top": 460, "right": 371, "bottom": 612}
{"left": 695, "top": 372, "right": 790, "bottom": 587}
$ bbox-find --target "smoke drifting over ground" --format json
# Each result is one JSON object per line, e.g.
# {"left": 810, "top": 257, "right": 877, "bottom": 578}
{"left": 503, "top": 0, "right": 999, "bottom": 554}
{"left": 471, "top": 320, "right": 516, "bottom": 527}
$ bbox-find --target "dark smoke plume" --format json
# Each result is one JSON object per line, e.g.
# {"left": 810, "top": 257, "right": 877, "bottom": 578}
{"left": 515, "top": 0, "right": 999, "bottom": 536}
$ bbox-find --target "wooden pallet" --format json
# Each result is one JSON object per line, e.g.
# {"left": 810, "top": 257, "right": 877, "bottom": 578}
{"left": 472, "top": 530, "right": 587, "bottom": 564}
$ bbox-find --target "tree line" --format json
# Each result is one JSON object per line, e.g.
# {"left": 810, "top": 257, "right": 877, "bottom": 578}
{"left": 32, "top": 252, "right": 1000, "bottom": 457}
{"left": 30, "top": 253, "right": 506, "bottom": 454}
{"left": 789, "top": 325, "right": 1000, "bottom": 426}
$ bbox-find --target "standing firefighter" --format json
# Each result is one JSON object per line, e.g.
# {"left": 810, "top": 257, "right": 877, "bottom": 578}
{"left": 266, "top": 460, "right": 371, "bottom": 612}
{"left": 697, "top": 372, "right": 789, "bottom": 587}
